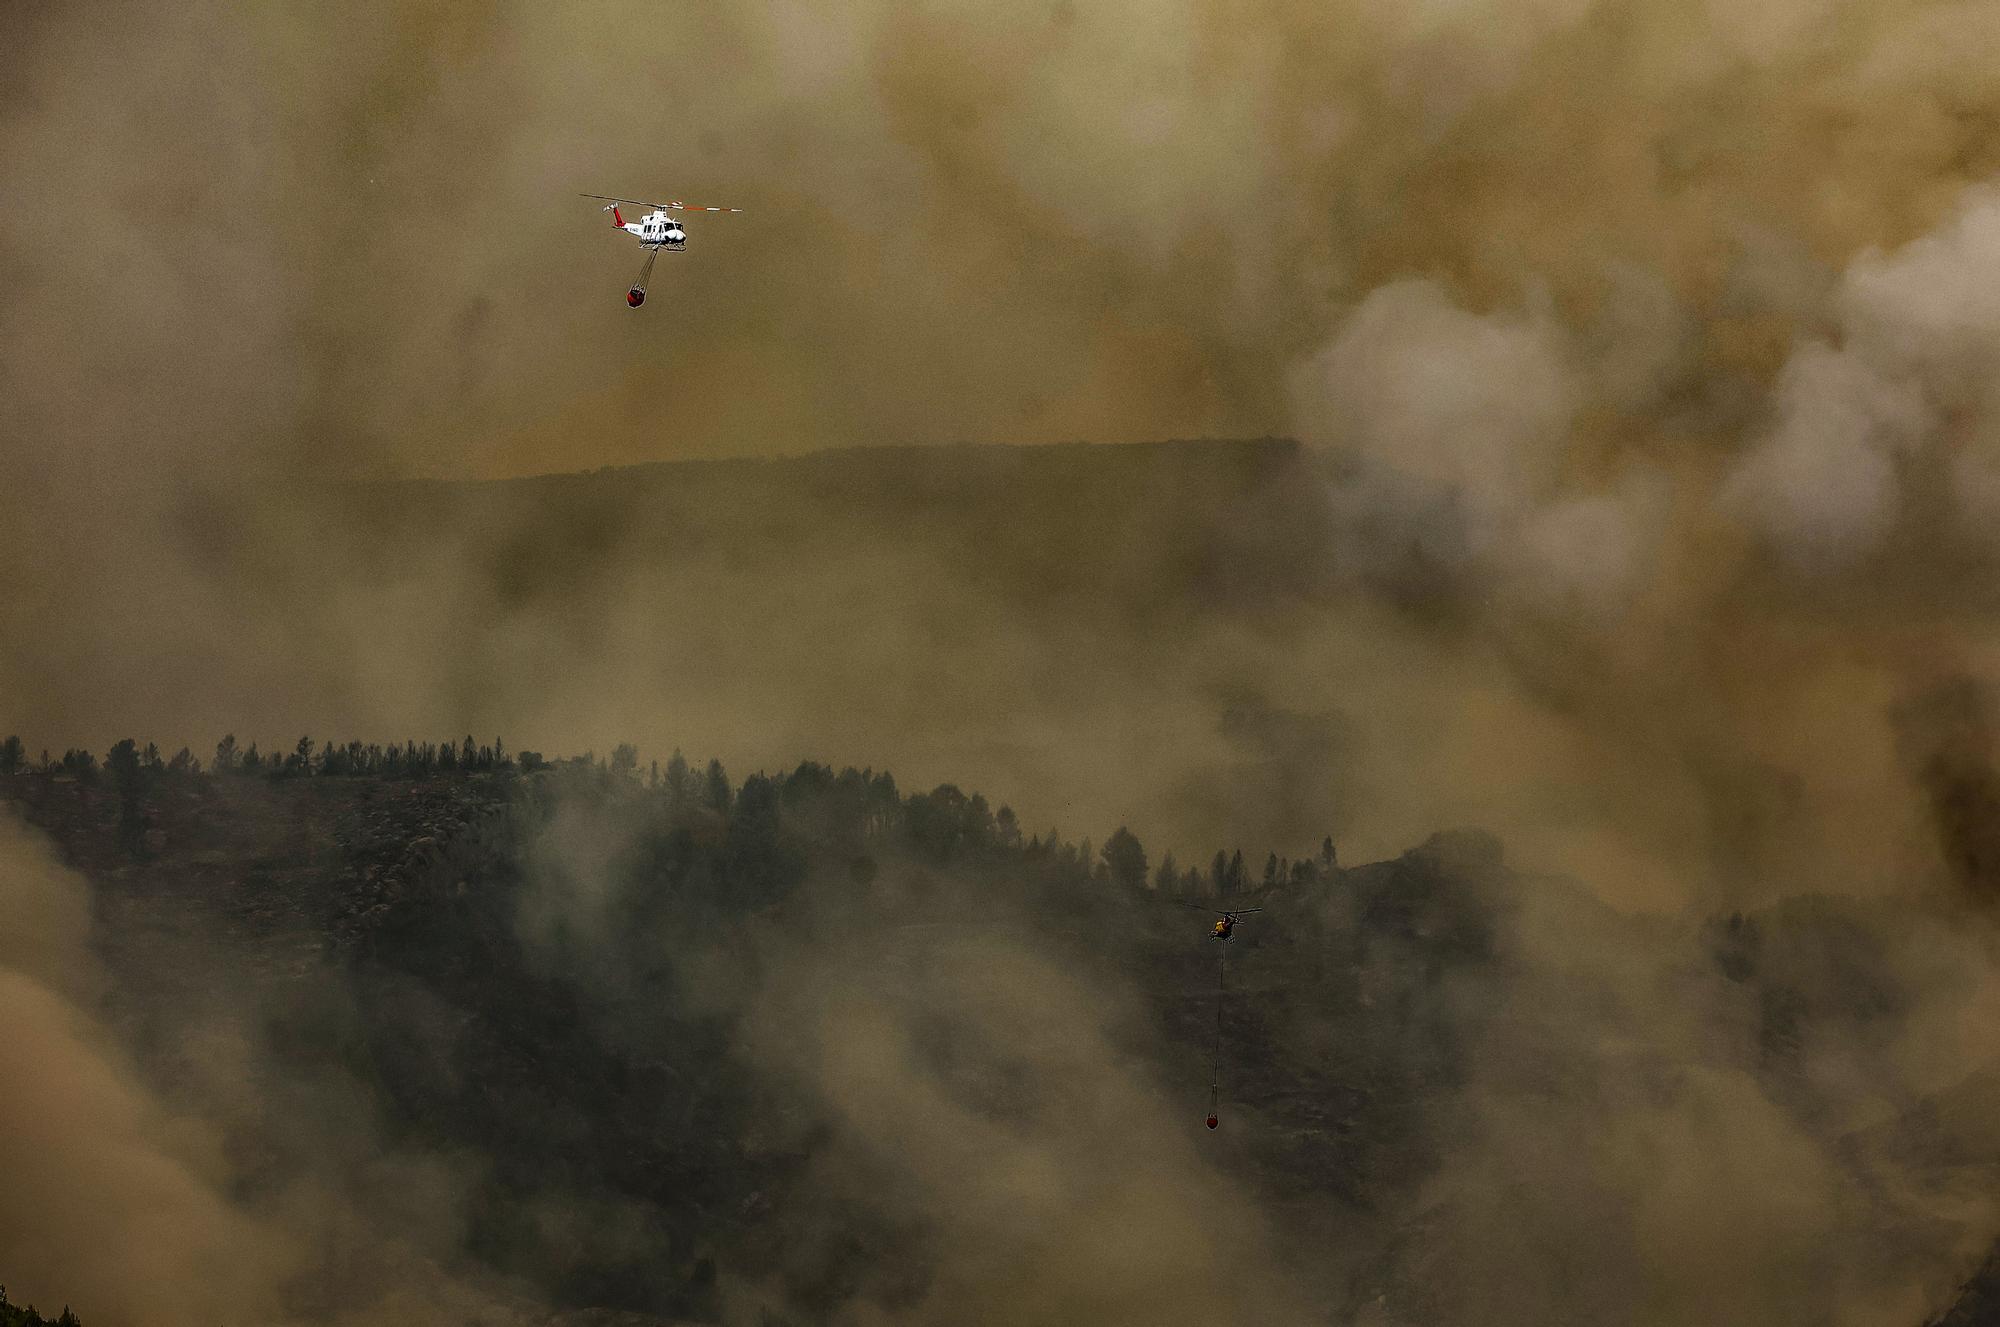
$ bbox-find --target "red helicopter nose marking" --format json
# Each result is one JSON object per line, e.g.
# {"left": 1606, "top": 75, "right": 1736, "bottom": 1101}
{"left": 1205, "top": 1114, "right": 1219, "bottom": 1130}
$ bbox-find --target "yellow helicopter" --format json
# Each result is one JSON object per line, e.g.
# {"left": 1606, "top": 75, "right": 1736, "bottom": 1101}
{"left": 1183, "top": 904, "right": 1262, "bottom": 940}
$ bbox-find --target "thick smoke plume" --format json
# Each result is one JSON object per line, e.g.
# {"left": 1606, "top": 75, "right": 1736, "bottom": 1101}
{"left": 0, "top": 808, "right": 555, "bottom": 1325}
{"left": 0, "top": 813, "right": 292, "bottom": 1326}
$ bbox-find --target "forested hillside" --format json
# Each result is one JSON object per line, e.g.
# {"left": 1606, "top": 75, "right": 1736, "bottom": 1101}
{"left": 4, "top": 741, "right": 1999, "bottom": 1323}
{"left": 0, "top": 1286, "right": 80, "bottom": 1327}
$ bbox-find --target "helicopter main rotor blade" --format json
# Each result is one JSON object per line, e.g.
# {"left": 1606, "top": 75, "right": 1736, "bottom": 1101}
{"left": 581, "top": 192, "right": 744, "bottom": 214}
{"left": 582, "top": 192, "right": 674, "bottom": 211}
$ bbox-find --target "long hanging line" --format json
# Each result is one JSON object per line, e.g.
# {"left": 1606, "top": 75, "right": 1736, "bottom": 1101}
{"left": 1207, "top": 942, "right": 1227, "bottom": 1128}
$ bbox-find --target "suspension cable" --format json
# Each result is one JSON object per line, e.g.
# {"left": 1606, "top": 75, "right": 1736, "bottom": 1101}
{"left": 1208, "top": 942, "right": 1227, "bottom": 1124}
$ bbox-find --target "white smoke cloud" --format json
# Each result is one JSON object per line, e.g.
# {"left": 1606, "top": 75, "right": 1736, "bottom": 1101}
{"left": 1292, "top": 278, "right": 1670, "bottom": 616}
{"left": 1727, "top": 186, "right": 2000, "bottom": 568}
{"left": 1293, "top": 279, "right": 1578, "bottom": 537}
{"left": 1723, "top": 340, "right": 1929, "bottom": 570}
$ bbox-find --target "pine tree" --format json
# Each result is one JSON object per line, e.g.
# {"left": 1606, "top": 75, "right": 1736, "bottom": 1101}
{"left": 106, "top": 739, "right": 143, "bottom": 847}
{"left": 704, "top": 758, "right": 732, "bottom": 813}
{"left": 1101, "top": 827, "right": 1148, "bottom": 890}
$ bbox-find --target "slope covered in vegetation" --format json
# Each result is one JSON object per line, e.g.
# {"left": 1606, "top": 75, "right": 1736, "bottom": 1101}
{"left": 3, "top": 743, "right": 1999, "bottom": 1324}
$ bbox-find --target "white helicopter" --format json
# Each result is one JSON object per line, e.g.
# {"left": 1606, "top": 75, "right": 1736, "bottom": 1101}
{"left": 580, "top": 192, "right": 743, "bottom": 307}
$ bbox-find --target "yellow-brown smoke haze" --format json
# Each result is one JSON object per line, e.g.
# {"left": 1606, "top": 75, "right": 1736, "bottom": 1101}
{"left": 714, "top": 898, "right": 1318, "bottom": 1324}
{"left": 1392, "top": 873, "right": 2000, "bottom": 1327}
{"left": 9, "top": 0, "right": 2000, "bottom": 971}
{"left": 0, "top": 808, "right": 572, "bottom": 1326}
{"left": 0, "top": 815, "right": 287, "bottom": 1326}
{"left": 12, "top": 4, "right": 2000, "bottom": 1314}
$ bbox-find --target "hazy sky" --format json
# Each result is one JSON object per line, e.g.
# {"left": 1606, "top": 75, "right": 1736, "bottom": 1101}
{"left": 11, "top": 0, "right": 2000, "bottom": 906}
{"left": 9, "top": 0, "right": 1995, "bottom": 484}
